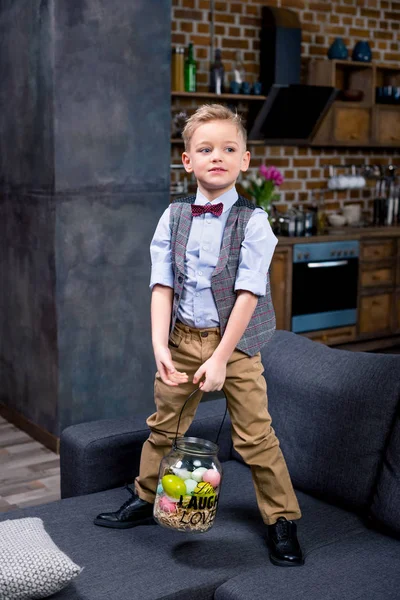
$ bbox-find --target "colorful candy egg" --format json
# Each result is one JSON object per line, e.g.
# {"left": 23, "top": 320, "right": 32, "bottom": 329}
{"left": 157, "top": 483, "right": 164, "bottom": 495}
{"left": 191, "top": 467, "right": 207, "bottom": 482}
{"left": 173, "top": 468, "right": 192, "bottom": 480}
{"left": 203, "top": 469, "right": 221, "bottom": 488}
{"left": 184, "top": 479, "right": 197, "bottom": 495}
{"left": 194, "top": 481, "right": 215, "bottom": 496}
{"left": 164, "top": 494, "right": 180, "bottom": 503}
{"left": 159, "top": 495, "right": 177, "bottom": 513}
{"left": 161, "top": 474, "right": 186, "bottom": 499}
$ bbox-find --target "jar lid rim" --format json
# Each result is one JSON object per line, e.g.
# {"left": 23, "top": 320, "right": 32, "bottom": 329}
{"left": 175, "top": 436, "right": 219, "bottom": 455}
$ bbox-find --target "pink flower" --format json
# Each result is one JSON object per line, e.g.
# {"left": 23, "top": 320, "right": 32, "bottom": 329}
{"left": 259, "top": 165, "right": 284, "bottom": 186}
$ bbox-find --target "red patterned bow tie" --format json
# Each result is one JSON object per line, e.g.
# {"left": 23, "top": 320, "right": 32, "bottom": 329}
{"left": 191, "top": 203, "right": 223, "bottom": 218}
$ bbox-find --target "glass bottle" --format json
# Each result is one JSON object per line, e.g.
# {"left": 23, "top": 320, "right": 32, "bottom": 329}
{"left": 171, "top": 46, "right": 185, "bottom": 92}
{"left": 232, "top": 50, "right": 246, "bottom": 85}
{"left": 210, "top": 48, "right": 225, "bottom": 95}
{"left": 184, "top": 42, "right": 197, "bottom": 93}
{"left": 153, "top": 436, "right": 223, "bottom": 533}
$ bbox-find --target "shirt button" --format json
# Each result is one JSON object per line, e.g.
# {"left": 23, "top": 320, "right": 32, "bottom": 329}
{"left": 206, "top": 220, "right": 211, "bottom": 224}
{"left": 202, "top": 245, "right": 208, "bottom": 250}
{"left": 198, "top": 270, "right": 203, "bottom": 276}
{"left": 196, "top": 293, "right": 200, "bottom": 297}
{"left": 196, "top": 318, "right": 201, "bottom": 323}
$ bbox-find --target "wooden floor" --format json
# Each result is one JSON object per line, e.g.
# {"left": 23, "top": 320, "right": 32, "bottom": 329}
{"left": 0, "top": 416, "right": 60, "bottom": 514}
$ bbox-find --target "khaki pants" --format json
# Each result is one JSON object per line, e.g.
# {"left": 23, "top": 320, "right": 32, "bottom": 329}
{"left": 135, "top": 321, "right": 301, "bottom": 525}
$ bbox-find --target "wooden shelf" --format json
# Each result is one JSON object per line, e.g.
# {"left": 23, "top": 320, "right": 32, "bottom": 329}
{"left": 328, "top": 59, "right": 373, "bottom": 69}
{"left": 171, "top": 91, "right": 267, "bottom": 101}
{"left": 171, "top": 138, "right": 266, "bottom": 145}
{"left": 309, "top": 59, "right": 400, "bottom": 148}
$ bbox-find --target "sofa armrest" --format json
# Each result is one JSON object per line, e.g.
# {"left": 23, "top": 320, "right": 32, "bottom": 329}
{"left": 60, "top": 416, "right": 151, "bottom": 498}
{"left": 60, "top": 397, "right": 232, "bottom": 499}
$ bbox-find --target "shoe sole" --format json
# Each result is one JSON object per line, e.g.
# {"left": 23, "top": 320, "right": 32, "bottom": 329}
{"left": 93, "top": 516, "right": 155, "bottom": 529}
{"left": 269, "top": 553, "right": 305, "bottom": 567}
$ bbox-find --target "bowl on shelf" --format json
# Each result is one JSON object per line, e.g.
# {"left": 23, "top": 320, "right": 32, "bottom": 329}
{"left": 328, "top": 214, "right": 347, "bottom": 227}
{"left": 339, "top": 89, "right": 364, "bottom": 102}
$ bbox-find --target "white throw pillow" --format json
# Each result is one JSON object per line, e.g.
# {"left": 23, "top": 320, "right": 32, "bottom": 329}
{"left": 0, "top": 517, "right": 82, "bottom": 599}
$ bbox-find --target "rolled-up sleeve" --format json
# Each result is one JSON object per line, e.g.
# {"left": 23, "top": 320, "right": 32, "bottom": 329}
{"left": 234, "top": 208, "right": 278, "bottom": 296}
{"left": 149, "top": 207, "right": 174, "bottom": 289}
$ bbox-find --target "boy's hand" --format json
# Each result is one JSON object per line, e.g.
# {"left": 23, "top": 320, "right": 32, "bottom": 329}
{"left": 193, "top": 356, "right": 227, "bottom": 393}
{"left": 154, "top": 346, "right": 188, "bottom": 387}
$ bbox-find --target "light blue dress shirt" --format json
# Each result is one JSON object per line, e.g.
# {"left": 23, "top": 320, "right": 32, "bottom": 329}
{"left": 150, "top": 186, "right": 278, "bottom": 328}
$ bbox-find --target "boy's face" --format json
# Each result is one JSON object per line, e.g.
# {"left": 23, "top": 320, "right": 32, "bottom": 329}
{"left": 182, "top": 120, "right": 251, "bottom": 201}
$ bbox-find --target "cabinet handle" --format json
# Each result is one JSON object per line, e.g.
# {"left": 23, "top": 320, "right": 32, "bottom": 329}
{"left": 372, "top": 300, "right": 381, "bottom": 307}
{"left": 350, "top": 133, "right": 358, "bottom": 140}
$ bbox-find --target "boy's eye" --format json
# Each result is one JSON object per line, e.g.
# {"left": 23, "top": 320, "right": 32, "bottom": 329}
{"left": 199, "top": 148, "right": 210, "bottom": 153}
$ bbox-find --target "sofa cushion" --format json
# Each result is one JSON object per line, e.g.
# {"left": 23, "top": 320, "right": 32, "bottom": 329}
{"left": 60, "top": 397, "right": 233, "bottom": 498}
{"left": 0, "top": 517, "right": 81, "bottom": 600}
{"left": 0, "top": 461, "right": 367, "bottom": 600}
{"left": 254, "top": 331, "right": 400, "bottom": 510}
{"left": 215, "top": 528, "right": 400, "bottom": 600}
{"left": 369, "top": 404, "right": 400, "bottom": 536}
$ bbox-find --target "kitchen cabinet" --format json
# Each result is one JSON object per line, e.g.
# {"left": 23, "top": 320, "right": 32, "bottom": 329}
{"left": 394, "top": 292, "right": 400, "bottom": 333}
{"left": 358, "top": 236, "right": 397, "bottom": 340}
{"left": 270, "top": 246, "right": 292, "bottom": 331}
{"left": 374, "top": 106, "right": 400, "bottom": 146}
{"left": 269, "top": 228, "right": 400, "bottom": 351}
{"left": 333, "top": 105, "right": 371, "bottom": 145}
{"left": 308, "top": 59, "right": 400, "bottom": 148}
{"left": 358, "top": 293, "right": 393, "bottom": 335}
{"left": 302, "top": 325, "right": 356, "bottom": 346}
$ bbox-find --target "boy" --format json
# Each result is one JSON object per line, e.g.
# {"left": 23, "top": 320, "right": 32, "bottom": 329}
{"left": 94, "top": 104, "right": 304, "bottom": 567}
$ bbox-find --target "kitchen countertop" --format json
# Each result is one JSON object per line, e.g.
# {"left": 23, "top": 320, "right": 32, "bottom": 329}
{"left": 277, "top": 225, "right": 400, "bottom": 245}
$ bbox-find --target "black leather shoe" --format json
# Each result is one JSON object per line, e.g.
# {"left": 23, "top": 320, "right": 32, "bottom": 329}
{"left": 94, "top": 486, "right": 154, "bottom": 529}
{"left": 267, "top": 517, "right": 304, "bottom": 567}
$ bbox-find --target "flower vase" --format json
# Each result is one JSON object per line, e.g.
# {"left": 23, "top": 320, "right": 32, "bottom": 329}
{"left": 327, "top": 38, "right": 348, "bottom": 60}
{"left": 352, "top": 41, "right": 372, "bottom": 63}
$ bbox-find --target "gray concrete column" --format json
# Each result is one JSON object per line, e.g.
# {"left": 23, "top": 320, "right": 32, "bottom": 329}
{"left": 0, "top": 0, "right": 171, "bottom": 438}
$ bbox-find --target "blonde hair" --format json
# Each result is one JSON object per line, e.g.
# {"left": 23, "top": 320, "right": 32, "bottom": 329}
{"left": 182, "top": 104, "right": 247, "bottom": 150}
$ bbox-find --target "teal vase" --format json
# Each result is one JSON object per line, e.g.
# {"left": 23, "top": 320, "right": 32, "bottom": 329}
{"left": 352, "top": 41, "right": 372, "bottom": 62}
{"left": 327, "top": 38, "right": 348, "bottom": 60}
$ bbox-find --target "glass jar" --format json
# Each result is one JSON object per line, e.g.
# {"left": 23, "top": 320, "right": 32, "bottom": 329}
{"left": 153, "top": 437, "right": 222, "bottom": 534}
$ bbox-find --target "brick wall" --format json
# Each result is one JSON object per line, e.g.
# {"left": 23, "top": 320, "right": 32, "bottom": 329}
{"left": 171, "top": 0, "right": 400, "bottom": 218}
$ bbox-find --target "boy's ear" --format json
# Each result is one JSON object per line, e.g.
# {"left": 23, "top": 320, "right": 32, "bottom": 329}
{"left": 182, "top": 151, "right": 192, "bottom": 172}
{"left": 241, "top": 150, "right": 251, "bottom": 173}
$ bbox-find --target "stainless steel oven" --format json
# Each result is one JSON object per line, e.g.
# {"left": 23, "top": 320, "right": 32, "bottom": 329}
{"left": 291, "top": 241, "right": 359, "bottom": 333}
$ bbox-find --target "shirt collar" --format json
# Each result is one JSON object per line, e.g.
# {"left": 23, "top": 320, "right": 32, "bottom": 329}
{"left": 195, "top": 186, "right": 238, "bottom": 214}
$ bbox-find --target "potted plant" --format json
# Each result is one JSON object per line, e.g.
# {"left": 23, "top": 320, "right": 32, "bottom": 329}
{"left": 240, "top": 165, "right": 284, "bottom": 214}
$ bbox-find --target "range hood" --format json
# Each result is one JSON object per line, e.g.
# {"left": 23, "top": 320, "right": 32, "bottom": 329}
{"left": 247, "top": 84, "right": 338, "bottom": 146}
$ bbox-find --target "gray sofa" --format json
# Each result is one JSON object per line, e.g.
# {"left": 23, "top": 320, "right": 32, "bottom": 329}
{"left": 1, "top": 330, "right": 399, "bottom": 599}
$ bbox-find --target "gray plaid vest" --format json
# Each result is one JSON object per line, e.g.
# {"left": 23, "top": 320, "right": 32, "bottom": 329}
{"left": 169, "top": 195, "right": 276, "bottom": 356}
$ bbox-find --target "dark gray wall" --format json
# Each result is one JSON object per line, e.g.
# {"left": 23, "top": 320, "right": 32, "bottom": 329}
{"left": 0, "top": 0, "right": 171, "bottom": 436}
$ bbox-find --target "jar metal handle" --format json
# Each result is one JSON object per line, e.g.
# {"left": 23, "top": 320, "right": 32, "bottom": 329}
{"left": 173, "top": 387, "right": 228, "bottom": 449}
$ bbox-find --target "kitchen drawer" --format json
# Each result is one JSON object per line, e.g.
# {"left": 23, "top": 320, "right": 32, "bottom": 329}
{"left": 359, "top": 293, "right": 393, "bottom": 335}
{"left": 361, "top": 240, "right": 396, "bottom": 261}
{"left": 360, "top": 266, "right": 396, "bottom": 288}
{"left": 302, "top": 326, "right": 356, "bottom": 346}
